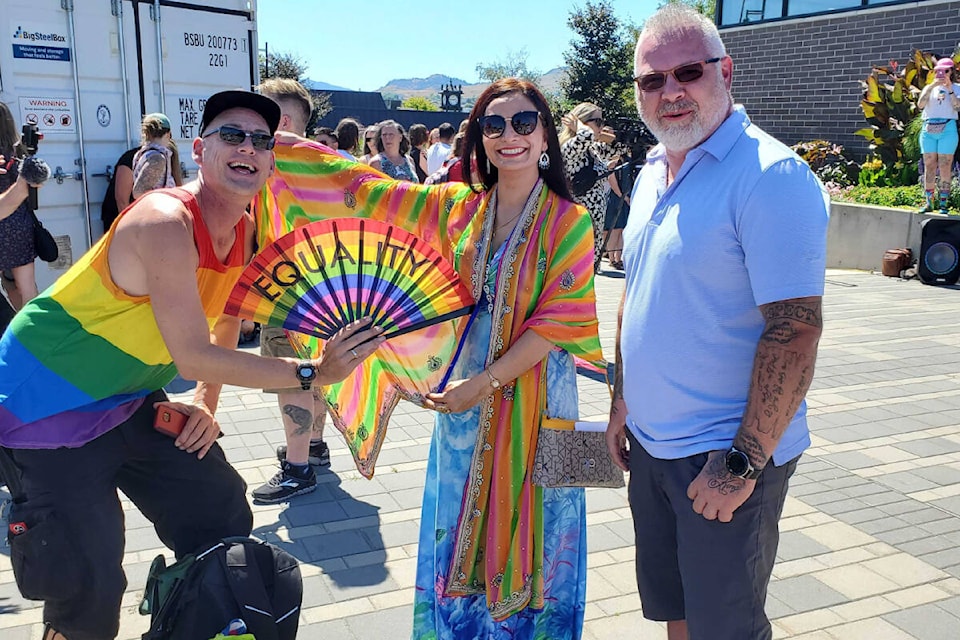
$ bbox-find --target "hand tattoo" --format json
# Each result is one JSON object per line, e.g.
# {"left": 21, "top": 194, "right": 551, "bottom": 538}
{"left": 705, "top": 454, "right": 747, "bottom": 496}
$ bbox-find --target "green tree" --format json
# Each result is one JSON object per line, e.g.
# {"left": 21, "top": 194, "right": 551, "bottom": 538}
{"left": 561, "top": 1, "right": 634, "bottom": 121}
{"left": 475, "top": 48, "right": 542, "bottom": 84}
{"left": 257, "top": 46, "right": 331, "bottom": 134}
{"left": 259, "top": 49, "right": 307, "bottom": 80}
{"left": 401, "top": 96, "right": 440, "bottom": 111}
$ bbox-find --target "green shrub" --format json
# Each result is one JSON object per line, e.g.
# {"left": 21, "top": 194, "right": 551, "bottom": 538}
{"left": 857, "top": 156, "right": 918, "bottom": 187}
{"left": 833, "top": 178, "right": 960, "bottom": 213}
{"left": 838, "top": 184, "right": 924, "bottom": 208}
{"left": 791, "top": 139, "right": 859, "bottom": 186}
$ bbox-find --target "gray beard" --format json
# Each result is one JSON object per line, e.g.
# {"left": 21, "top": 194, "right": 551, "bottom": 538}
{"left": 640, "top": 94, "right": 732, "bottom": 153}
{"left": 646, "top": 116, "right": 708, "bottom": 152}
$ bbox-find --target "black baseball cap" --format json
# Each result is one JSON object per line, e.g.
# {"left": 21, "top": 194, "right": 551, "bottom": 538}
{"left": 200, "top": 90, "right": 281, "bottom": 137}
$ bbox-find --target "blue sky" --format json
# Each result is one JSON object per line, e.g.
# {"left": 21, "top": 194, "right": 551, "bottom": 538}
{"left": 258, "top": 0, "right": 661, "bottom": 91}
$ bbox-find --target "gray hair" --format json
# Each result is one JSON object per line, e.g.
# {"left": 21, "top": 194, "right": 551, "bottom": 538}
{"left": 636, "top": 5, "right": 726, "bottom": 75}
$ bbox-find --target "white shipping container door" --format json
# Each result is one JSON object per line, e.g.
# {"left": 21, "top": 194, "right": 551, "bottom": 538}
{"left": 0, "top": 0, "right": 256, "bottom": 291}
{"left": 127, "top": 1, "right": 258, "bottom": 177}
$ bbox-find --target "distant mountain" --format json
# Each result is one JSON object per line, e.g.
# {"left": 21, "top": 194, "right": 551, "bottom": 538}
{"left": 302, "top": 78, "right": 352, "bottom": 92}
{"left": 305, "top": 68, "right": 568, "bottom": 112}
{"left": 379, "top": 74, "right": 470, "bottom": 92}
{"left": 371, "top": 68, "right": 568, "bottom": 109}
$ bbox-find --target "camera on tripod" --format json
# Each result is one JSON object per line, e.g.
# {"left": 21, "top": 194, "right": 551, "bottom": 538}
{"left": 613, "top": 117, "right": 657, "bottom": 167}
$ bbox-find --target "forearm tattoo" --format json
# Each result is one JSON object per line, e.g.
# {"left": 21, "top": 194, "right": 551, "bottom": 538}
{"left": 737, "top": 298, "right": 822, "bottom": 464}
{"left": 735, "top": 428, "right": 769, "bottom": 469}
{"left": 282, "top": 404, "right": 314, "bottom": 437}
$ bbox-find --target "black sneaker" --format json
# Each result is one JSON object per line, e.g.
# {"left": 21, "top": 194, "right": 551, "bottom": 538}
{"left": 252, "top": 462, "right": 317, "bottom": 504}
{"left": 276, "top": 441, "right": 330, "bottom": 467}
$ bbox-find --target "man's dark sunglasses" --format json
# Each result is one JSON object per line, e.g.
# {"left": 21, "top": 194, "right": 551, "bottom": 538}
{"left": 634, "top": 57, "right": 722, "bottom": 92}
{"left": 203, "top": 125, "right": 276, "bottom": 150}
{"left": 478, "top": 111, "right": 541, "bottom": 138}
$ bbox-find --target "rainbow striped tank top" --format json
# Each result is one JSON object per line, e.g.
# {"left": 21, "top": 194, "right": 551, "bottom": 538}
{"left": 0, "top": 188, "right": 247, "bottom": 448}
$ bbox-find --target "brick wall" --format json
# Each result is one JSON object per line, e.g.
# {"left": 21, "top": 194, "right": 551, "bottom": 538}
{"left": 721, "top": 0, "right": 960, "bottom": 160}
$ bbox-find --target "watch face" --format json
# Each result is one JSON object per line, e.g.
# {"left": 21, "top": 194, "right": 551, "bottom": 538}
{"left": 725, "top": 450, "right": 750, "bottom": 477}
{"left": 297, "top": 365, "right": 315, "bottom": 379}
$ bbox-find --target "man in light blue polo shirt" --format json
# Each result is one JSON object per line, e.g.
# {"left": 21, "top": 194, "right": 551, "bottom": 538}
{"left": 604, "top": 6, "right": 829, "bottom": 640}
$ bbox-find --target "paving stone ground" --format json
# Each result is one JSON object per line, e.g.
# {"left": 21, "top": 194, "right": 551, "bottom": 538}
{"left": 3, "top": 268, "right": 960, "bottom": 639}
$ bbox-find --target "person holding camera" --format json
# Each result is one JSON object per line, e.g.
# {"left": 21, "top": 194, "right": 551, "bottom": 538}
{"left": 0, "top": 91, "right": 383, "bottom": 640}
{"left": 917, "top": 57, "right": 960, "bottom": 213}
{"left": 0, "top": 103, "right": 42, "bottom": 309}
{"left": 560, "top": 103, "right": 620, "bottom": 265}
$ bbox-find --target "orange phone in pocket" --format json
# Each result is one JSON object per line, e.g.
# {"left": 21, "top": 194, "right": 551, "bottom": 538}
{"left": 153, "top": 404, "right": 188, "bottom": 438}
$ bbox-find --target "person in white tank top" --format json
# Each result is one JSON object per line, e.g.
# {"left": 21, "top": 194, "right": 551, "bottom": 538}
{"left": 917, "top": 57, "right": 960, "bottom": 213}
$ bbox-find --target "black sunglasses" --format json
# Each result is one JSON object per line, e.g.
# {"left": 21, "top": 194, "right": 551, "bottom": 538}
{"left": 478, "top": 111, "right": 541, "bottom": 138}
{"left": 634, "top": 57, "right": 722, "bottom": 92}
{"left": 202, "top": 125, "right": 276, "bottom": 150}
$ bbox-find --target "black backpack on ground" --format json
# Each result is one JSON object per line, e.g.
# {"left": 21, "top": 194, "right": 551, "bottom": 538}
{"left": 140, "top": 537, "right": 302, "bottom": 640}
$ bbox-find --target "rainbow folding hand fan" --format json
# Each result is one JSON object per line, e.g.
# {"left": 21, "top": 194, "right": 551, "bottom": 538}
{"left": 225, "top": 218, "right": 476, "bottom": 478}
{"left": 225, "top": 218, "right": 475, "bottom": 342}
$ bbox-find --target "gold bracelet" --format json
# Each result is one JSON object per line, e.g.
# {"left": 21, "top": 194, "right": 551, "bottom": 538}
{"left": 485, "top": 368, "right": 501, "bottom": 389}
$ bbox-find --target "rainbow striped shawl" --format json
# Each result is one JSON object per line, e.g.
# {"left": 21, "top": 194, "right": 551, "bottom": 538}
{"left": 253, "top": 135, "right": 605, "bottom": 619}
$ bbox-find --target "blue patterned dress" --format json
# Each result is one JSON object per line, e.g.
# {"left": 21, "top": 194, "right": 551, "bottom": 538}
{"left": 412, "top": 243, "right": 587, "bottom": 640}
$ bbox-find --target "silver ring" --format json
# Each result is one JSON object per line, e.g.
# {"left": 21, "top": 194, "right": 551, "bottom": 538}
{"left": 350, "top": 348, "right": 358, "bottom": 359}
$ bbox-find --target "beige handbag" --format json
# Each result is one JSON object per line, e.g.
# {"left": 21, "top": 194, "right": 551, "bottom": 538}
{"left": 530, "top": 365, "right": 625, "bottom": 489}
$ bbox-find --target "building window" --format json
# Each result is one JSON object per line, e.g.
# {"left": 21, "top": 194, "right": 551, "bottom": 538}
{"left": 786, "top": 0, "right": 861, "bottom": 15}
{"left": 722, "top": 0, "right": 778, "bottom": 24}
{"left": 720, "top": 0, "right": 917, "bottom": 25}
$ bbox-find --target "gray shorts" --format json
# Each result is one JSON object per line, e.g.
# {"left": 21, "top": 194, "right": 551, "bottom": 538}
{"left": 626, "top": 430, "right": 797, "bottom": 640}
{"left": 259, "top": 326, "right": 306, "bottom": 394}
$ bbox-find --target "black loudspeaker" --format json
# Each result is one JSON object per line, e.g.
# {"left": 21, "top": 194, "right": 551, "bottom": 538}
{"left": 919, "top": 218, "right": 960, "bottom": 285}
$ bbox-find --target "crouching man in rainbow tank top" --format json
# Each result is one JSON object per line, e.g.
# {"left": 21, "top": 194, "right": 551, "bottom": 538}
{"left": 0, "top": 91, "right": 384, "bottom": 640}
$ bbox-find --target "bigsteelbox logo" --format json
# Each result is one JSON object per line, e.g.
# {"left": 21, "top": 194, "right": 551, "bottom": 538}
{"left": 13, "top": 26, "right": 67, "bottom": 43}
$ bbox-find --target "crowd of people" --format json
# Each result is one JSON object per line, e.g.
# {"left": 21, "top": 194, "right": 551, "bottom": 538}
{"left": 18, "top": 3, "right": 960, "bottom": 639}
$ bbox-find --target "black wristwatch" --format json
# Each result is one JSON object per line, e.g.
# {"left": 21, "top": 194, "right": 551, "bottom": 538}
{"left": 724, "top": 446, "right": 763, "bottom": 480}
{"left": 294, "top": 361, "right": 317, "bottom": 391}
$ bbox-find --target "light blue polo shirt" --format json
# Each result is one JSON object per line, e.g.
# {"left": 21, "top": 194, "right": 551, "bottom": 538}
{"left": 620, "top": 107, "right": 829, "bottom": 465}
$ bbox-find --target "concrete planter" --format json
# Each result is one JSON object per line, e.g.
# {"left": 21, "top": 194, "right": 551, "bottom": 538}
{"left": 827, "top": 201, "right": 947, "bottom": 271}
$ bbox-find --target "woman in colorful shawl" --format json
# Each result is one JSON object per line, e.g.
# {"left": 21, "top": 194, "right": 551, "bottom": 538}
{"left": 253, "top": 78, "right": 604, "bottom": 640}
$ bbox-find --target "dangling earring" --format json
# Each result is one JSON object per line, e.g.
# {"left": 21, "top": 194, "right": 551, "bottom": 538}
{"left": 538, "top": 151, "right": 550, "bottom": 170}
{"left": 486, "top": 157, "right": 491, "bottom": 173}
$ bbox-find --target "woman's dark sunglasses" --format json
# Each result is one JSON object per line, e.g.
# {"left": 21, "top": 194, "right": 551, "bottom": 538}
{"left": 634, "top": 57, "right": 722, "bottom": 92}
{"left": 203, "top": 125, "right": 276, "bottom": 150}
{"left": 478, "top": 111, "right": 541, "bottom": 138}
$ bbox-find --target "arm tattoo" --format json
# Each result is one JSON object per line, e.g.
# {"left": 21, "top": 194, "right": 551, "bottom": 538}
{"left": 282, "top": 404, "right": 314, "bottom": 437}
{"left": 736, "top": 296, "right": 822, "bottom": 456}
{"left": 133, "top": 154, "right": 169, "bottom": 197}
{"left": 734, "top": 429, "right": 769, "bottom": 468}
{"left": 761, "top": 299, "right": 822, "bottom": 331}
